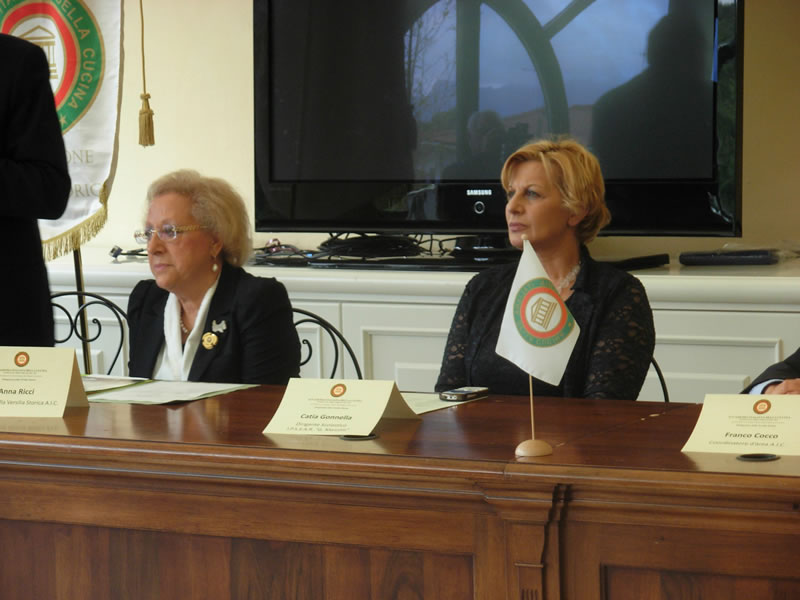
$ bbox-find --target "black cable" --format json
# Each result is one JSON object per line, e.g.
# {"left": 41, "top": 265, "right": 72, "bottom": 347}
{"left": 110, "top": 246, "right": 146, "bottom": 259}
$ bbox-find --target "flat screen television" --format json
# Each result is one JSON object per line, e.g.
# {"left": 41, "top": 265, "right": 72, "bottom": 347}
{"left": 254, "top": 0, "right": 742, "bottom": 243}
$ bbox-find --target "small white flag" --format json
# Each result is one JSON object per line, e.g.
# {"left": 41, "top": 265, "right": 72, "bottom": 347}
{"left": 495, "top": 241, "right": 580, "bottom": 385}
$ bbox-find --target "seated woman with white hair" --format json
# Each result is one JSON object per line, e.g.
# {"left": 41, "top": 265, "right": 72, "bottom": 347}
{"left": 128, "top": 169, "right": 301, "bottom": 384}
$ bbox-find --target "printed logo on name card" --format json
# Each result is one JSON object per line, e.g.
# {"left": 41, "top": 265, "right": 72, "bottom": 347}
{"left": 14, "top": 352, "right": 30, "bottom": 368}
{"left": 753, "top": 399, "right": 772, "bottom": 415}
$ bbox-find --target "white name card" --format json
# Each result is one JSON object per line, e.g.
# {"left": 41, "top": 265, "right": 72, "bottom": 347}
{"left": 0, "top": 347, "right": 88, "bottom": 417}
{"left": 682, "top": 394, "right": 800, "bottom": 455}
{"left": 263, "top": 378, "right": 420, "bottom": 436}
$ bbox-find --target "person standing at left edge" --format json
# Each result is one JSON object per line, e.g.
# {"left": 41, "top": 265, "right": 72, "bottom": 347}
{"left": 0, "top": 34, "right": 71, "bottom": 346}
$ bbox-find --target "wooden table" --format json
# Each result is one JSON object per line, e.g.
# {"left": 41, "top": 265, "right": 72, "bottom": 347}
{"left": 0, "top": 388, "right": 798, "bottom": 599}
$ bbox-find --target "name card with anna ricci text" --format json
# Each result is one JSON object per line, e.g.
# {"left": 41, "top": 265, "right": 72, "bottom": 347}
{"left": 0, "top": 347, "right": 88, "bottom": 417}
{"left": 682, "top": 394, "right": 800, "bottom": 456}
{"left": 264, "top": 378, "right": 420, "bottom": 436}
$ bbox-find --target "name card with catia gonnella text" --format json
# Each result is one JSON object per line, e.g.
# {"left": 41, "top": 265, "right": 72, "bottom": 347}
{"left": 0, "top": 347, "right": 88, "bottom": 417}
{"left": 264, "top": 378, "right": 420, "bottom": 436}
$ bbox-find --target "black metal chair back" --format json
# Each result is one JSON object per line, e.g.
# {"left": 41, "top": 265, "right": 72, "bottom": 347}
{"left": 614, "top": 260, "right": 669, "bottom": 403}
{"left": 650, "top": 356, "right": 669, "bottom": 403}
{"left": 51, "top": 291, "right": 128, "bottom": 375}
{"left": 293, "top": 308, "right": 363, "bottom": 379}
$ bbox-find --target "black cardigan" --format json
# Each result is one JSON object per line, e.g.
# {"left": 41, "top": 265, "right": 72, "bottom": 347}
{"left": 435, "top": 246, "right": 655, "bottom": 400}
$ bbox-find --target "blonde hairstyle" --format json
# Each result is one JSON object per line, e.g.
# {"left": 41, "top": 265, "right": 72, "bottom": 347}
{"left": 500, "top": 139, "right": 611, "bottom": 244}
{"left": 146, "top": 169, "right": 253, "bottom": 266}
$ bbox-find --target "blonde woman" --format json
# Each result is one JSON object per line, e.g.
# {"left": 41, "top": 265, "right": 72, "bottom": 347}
{"left": 436, "top": 139, "right": 654, "bottom": 399}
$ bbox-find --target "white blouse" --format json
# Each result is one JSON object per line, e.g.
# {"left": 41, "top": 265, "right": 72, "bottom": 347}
{"left": 152, "top": 277, "right": 220, "bottom": 381}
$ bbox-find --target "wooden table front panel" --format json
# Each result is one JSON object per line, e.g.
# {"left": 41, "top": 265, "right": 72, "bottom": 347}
{"left": 0, "top": 388, "right": 798, "bottom": 599}
{"left": 0, "top": 519, "right": 478, "bottom": 600}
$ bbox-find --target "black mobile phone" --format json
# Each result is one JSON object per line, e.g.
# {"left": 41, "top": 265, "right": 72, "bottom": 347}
{"left": 439, "top": 386, "right": 489, "bottom": 402}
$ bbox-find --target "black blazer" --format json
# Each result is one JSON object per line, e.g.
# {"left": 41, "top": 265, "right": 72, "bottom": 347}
{"left": 128, "top": 263, "right": 301, "bottom": 384}
{"left": 742, "top": 348, "right": 800, "bottom": 393}
{"left": 0, "top": 34, "right": 70, "bottom": 346}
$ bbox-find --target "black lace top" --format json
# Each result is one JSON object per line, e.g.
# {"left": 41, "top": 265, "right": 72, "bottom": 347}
{"left": 435, "top": 246, "right": 655, "bottom": 400}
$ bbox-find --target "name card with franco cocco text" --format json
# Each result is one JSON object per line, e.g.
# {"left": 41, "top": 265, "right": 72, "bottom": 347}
{"left": 0, "top": 347, "right": 88, "bottom": 417}
{"left": 682, "top": 394, "right": 800, "bottom": 456}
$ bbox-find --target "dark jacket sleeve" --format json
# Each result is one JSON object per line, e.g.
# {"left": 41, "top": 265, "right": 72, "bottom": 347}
{"left": 435, "top": 280, "right": 474, "bottom": 393}
{"left": 742, "top": 348, "right": 800, "bottom": 393}
{"left": 234, "top": 275, "right": 302, "bottom": 385}
{"left": 127, "top": 279, "right": 163, "bottom": 378}
{"left": 0, "top": 35, "right": 70, "bottom": 219}
{"left": 578, "top": 275, "right": 655, "bottom": 400}
{"left": 127, "top": 280, "right": 147, "bottom": 330}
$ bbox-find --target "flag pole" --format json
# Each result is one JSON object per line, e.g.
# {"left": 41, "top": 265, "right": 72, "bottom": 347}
{"left": 514, "top": 373, "right": 553, "bottom": 457}
{"left": 72, "top": 247, "right": 92, "bottom": 375}
{"left": 498, "top": 236, "right": 569, "bottom": 458}
{"left": 529, "top": 374, "right": 534, "bottom": 433}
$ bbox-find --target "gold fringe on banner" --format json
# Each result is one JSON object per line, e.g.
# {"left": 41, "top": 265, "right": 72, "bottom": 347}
{"left": 41, "top": 184, "right": 109, "bottom": 262}
{"left": 138, "top": 0, "right": 154, "bottom": 146}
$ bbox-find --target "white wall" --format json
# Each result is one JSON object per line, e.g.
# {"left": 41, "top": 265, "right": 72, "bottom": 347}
{"left": 79, "top": 0, "right": 800, "bottom": 261}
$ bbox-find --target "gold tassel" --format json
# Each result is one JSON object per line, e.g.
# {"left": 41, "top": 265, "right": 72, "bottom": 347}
{"left": 139, "top": 92, "right": 154, "bottom": 146}
{"left": 138, "top": 0, "right": 155, "bottom": 147}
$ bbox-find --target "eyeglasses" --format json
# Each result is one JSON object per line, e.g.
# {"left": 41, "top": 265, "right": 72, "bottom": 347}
{"left": 133, "top": 224, "right": 204, "bottom": 244}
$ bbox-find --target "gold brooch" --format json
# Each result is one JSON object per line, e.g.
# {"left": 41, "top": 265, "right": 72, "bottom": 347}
{"left": 201, "top": 332, "right": 218, "bottom": 350}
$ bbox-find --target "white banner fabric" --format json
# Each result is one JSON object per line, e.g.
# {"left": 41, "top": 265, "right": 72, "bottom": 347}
{"left": 1, "top": 0, "right": 122, "bottom": 259}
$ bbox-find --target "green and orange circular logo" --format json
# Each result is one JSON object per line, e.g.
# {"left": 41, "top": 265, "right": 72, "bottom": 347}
{"left": 14, "top": 352, "right": 30, "bottom": 367}
{"left": 330, "top": 383, "right": 347, "bottom": 398}
{"left": 512, "top": 278, "right": 575, "bottom": 347}
{"left": 753, "top": 399, "right": 771, "bottom": 415}
{"left": 1, "top": 0, "right": 104, "bottom": 133}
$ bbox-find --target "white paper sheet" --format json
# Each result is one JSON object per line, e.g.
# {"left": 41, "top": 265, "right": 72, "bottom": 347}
{"left": 88, "top": 380, "right": 254, "bottom": 404}
{"left": 401, "top": 392, "right": 482, "bottom": 414}
{"left": 82, "top": 374, "right": 150, "bottom": 394}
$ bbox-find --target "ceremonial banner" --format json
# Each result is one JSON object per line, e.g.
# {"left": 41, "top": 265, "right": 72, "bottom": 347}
{"left": 1, "top": 0, "right": 122, "bottom": 259}
{"left": 495, "top": 241, "right": 580, "bottom": 385}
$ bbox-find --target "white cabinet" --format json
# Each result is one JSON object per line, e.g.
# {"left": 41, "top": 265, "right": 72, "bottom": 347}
{"left": 651, "top": 310, "right": 800, "bottom": 402}
{"left": 46, "top": 248, "right": 800, "bottom": 402}
{"left": 637, "top": 261, "right": 800, "bottom": 402}
{"left": 341, "top": 302, "right": 455, "bottom": 391}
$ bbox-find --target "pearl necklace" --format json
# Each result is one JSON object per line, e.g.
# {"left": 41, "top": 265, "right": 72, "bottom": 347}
{"left": 180, "top": 316, "right": 189, "bottom": 335}
{"left": 555, "top": 262, "right": 581, "bottom": 294}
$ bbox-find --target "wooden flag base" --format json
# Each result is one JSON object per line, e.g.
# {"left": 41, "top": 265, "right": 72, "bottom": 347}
{"left": 515, "top": 438, "right": 553, "bottom": 457}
